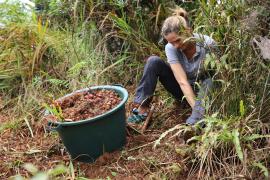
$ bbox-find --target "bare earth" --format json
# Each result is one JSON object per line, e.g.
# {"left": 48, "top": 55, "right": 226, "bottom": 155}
{"left": 0, "top": 94, "right": 194, "bottom": 179}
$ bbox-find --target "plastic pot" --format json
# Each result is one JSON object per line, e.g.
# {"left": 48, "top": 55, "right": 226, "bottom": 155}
{"left": 47, "top": 85, "right": 128, "bottom": 163}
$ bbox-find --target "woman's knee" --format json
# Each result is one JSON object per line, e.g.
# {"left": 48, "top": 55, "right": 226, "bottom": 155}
{"left": 147, "top": 55, "right": 162, "bottom": 63}
{"left": 145, "top": 56, "right": 164, "bottom": 70}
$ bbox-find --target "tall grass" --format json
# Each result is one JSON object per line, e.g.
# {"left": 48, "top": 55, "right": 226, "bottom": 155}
{"left": 182, "top": 0, "right": 270, "bottom": 178}
{"left": 195, "top": 0, "right": 270, "bottom": 118}
{"left": 0, "top": 1, "right": 131, "bottom": 131}
{"left": 148, "top": 0, "right": 269, "bottom": 178}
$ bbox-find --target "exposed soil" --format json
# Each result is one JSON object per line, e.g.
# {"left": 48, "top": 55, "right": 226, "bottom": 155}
{"left": 0, "top": 94, "right": 194, "bottom": 179}
{"left": 50, "top": 89, "right": 121, "bottom": 121}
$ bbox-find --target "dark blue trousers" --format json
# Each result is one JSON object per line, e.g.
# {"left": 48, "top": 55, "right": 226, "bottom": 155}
{"left": 134, "top": 56, "right": 184, "bottom": 105}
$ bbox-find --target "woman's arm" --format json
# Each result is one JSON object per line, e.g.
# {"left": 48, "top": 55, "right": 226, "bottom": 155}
{"left": 170, "top": 63, "right": 196, "bottom": 108}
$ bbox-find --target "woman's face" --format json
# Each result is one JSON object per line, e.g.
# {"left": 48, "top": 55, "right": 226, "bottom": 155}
{"left": 164, "top": 32, "right": 190, "bottom": 51}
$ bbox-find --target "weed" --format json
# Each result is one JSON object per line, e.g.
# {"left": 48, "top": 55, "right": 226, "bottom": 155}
{"left": 43, "top": 102, "right": 64, "bottom": 121}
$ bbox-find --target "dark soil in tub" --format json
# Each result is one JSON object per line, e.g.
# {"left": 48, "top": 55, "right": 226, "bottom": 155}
{"left": 50, "top": 89, "right": 122, "bottom": 121}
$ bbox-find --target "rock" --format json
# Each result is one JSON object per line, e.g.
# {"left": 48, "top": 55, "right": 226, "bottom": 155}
{"left": 253, "top": 36, "right": 270, "bottom": 61}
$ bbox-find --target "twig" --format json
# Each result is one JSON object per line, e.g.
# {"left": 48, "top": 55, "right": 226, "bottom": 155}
{"left": 127, "top": 141, "right": 155, "bottom": 152}
{"left": 126, "top": 124, "right": 143, "bottom": 135}
{"left": 141, "top": 104, "right": 155, "bottom": 133}
{"left": 24, "top": 117, "right": 34, "bottom": 138}
{"left": 5, "top": 149, "right": 44, "bottom": 155}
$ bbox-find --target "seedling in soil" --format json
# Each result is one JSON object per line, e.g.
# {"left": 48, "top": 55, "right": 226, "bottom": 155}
{"left": 43, "top": 102, "right": 64, "bottom": 121}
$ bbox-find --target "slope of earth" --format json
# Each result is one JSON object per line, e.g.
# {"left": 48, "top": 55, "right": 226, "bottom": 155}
{"left": 0, "top": 93, "right": 194, "bottom": 179}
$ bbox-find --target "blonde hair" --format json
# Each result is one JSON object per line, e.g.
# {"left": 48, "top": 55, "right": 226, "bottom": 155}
{"left": 161, "top": 7, "right": 190, "bottom": 37}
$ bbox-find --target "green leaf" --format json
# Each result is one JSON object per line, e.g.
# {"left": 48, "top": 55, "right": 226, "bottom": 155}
{"left": 232, "top": 129, "right": 243, "bottom": 162}
{"left": 186, "top": 135, "right": 201, "bottom": 143}
{"left": 67, "top": 61, "right": 88, "bottom": 76}
{"left": 220, "top": 54, "right": 228, "bottom": 64}
{"left": 111, "top": 171, "right": 117, "bottom": 177}
{"left": 239, "top": 100, "right": 245, "bottom": 117}
{"left": 253, "top": 162, "right": 269, "bottom": 178}
{"left": 46, "top": 78, "right": 68, "bottom": 88}
{"left": 23, "top": 163, "right": 38, "bottom": 175}
{"left": 210, "top": 57, "right": 216, "bottom": 69}
{"left": 243, "top": 134, "right": 270, "bottom": 141}
{"left": 204, "top": 56, "right": 211, "bottom": 69}
{"left": 47, "top": 165, "right": 67, "bottom": 177}
{"left": 43, "top": 103, "right": 64, "bottom": 121}
{"left": 31, "top": 173, "right": 48, "bottom": 180}
{"left": 109, "top": 13, "right": 132, "bottom": 34}
{"left": 168, "top": 163, "right": 182, "bottom": 173}
{"left": 69, "top": 161, "right": 75, "bottom": 180}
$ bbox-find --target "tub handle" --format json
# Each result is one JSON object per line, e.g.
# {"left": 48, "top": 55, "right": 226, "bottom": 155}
{"left": 47, "top": 121, "right": 61, "bottom": 132}
{"left": 112, "top": 84, "right": 124, "bottom": 87}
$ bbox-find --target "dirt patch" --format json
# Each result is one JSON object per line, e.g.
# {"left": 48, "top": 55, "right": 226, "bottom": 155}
{"left": 48, "top": 89, "right": 121, "bottom": 121}
{"left": 0, "top": 93, "right": 193, "bottom": 179}
{"left": 0, "top": 122, "right": 70, "bottom": 178}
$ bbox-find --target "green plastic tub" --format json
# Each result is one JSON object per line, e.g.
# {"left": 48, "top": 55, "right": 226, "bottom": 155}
{"left": 47, "top": 85, "right": 128, "bottom": 163}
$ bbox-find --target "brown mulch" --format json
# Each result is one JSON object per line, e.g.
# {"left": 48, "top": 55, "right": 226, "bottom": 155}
{"left": 49, "top": 89, "right": 121, "bottom": 121}
{"left": 0, "top": 99, "right": 192, "bottom": 179}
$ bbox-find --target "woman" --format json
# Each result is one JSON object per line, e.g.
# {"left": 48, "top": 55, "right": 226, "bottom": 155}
{"left": 128, "top": 7, "right": 216, "bottom": 125}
